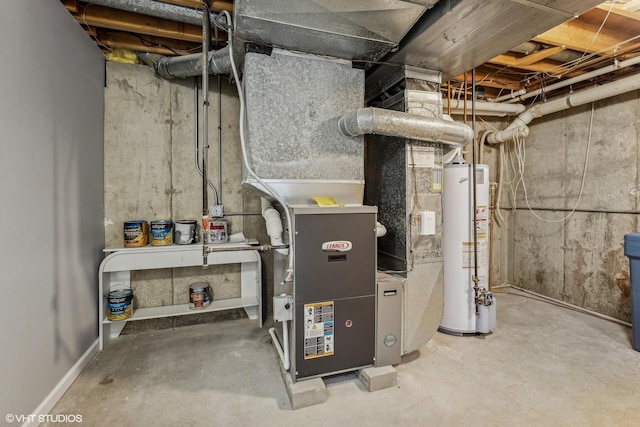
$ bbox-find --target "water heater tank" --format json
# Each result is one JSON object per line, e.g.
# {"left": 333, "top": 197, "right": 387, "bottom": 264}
{"left": 441, "top": 163, "right": 492, "bottom": 335}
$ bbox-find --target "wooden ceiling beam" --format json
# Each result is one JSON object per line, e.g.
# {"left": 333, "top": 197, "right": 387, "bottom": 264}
{"left": 534, "top": 14, "right": 636, "bottom": 55}
{"left": 488, "top": 53, "right": 564, "bottom": 74}
{"left": 97, "top": 30, "right": 201, "bottom": 55}
{"left": 449, "top": 71, "right": 523, "bottom": 91}
{"left": 516, "top": 45, "right": 566, "bottom": 66}
{"left": 73, "top": 4, "right": 225, "bottom": 43}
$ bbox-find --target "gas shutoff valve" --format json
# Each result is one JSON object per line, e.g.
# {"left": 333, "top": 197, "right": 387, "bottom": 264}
{"left": 273, "top": 294, "right": 293, "bottom": 322}
{"left": 480, "top": 289, "right": 494, "bottom": 306}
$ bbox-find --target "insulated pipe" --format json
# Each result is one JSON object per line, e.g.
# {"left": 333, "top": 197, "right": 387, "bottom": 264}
{"left": 444, "top": 99, "right": 526, "bottom": 116}
{"left": 486, "top": 72, "right": 640, "bottom": 145}
{"left": 338, "top": 107, "right": 474, "bottom": 147}
{"left": 137, "top": 48, "right": 232, "bottom": 80}
{"left": 261, "top": 198, "right": 288, "bottom": 256}
{"left": 499, "top": 56, "right": 640, "bottom": 104}
{"left": 83, "top": 0, "right": 215, "bottom": 26}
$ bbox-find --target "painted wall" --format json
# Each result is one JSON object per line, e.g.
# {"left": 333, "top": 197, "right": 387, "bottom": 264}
{"left": 0, "top": 1, "right": 104, "bottom": 418}
{"left": 498, "top": 91, "right": 640, "bottom": 321}
{"left": 104, "top": 62, "right": 268, "bottom": 330}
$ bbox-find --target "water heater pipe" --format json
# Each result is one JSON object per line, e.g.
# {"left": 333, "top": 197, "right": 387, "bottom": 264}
{"left": 338, "top": 107, "right": 474, "bottom": 147}
{"left": 486, "top": 72, "right": 640, "bottom": 145}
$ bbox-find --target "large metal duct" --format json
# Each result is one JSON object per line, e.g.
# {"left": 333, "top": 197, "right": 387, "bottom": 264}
{"left": 338, "top": 107, "right": 473, "bottom": 147}
{"left": 136, "top": 47, "right": 232, "bottom": 79}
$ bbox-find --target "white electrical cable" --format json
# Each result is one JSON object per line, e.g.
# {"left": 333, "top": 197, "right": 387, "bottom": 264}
{"left": 222, "top": 10, "right": 295, "bottom": 283}
{"left": 519, "top": 102, "right": 595, "bottom": 223}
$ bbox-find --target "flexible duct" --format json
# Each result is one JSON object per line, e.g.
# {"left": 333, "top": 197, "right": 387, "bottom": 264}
{"left": 261, "top": 198, "right": 288, "bottom": 256}
{"left": 338, "top": 107, "right": 473, "bottom": 147}
{"left": 486, "top": 72, "right": 640, "bottom": 145}
{"left": 83, "top": 0, "right": 214, "bottom": 26}
{"left": 137, "top": 48, "right": 232, "bottom": 79}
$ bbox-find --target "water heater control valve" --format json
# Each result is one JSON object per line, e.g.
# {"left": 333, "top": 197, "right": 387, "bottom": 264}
{"left": 273, "top": 294, "right": 294, "bottom": 322}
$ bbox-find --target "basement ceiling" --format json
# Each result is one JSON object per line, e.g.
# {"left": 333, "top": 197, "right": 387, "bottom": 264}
{"left": 61, "top": 0, "right": 640, "bottom": 100}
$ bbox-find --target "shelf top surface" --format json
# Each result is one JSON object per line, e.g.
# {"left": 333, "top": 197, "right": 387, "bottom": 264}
{"left": 104, "top": 240, "right": 259, "bottom": 254}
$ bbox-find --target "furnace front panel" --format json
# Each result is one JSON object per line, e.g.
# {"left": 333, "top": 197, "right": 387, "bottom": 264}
{"left": 290, "top": 206, "right": 377, "bottom": 381}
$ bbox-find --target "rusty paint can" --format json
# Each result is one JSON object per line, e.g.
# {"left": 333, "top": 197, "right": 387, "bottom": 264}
{"left": 189, "top": 283, "right": 213, "bottom": 310}
{"left": 150, "top": 220, "right": 173, "bottom": 246}
{"left": 123, "top": 220, "right": 148, "bottom": 247}
{"left": 107, "top": 289, "right": 134, "bottom": 321}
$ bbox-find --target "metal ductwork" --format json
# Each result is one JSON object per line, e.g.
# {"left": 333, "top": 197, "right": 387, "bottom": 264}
{"left": 136, "top": 47, "right": 232, "bottom": 79}
{"left": 234, "top": 0, "right": 437, "bottom": 62}
{"left": 82, "top": 0, "right": 216, "bottom": 26}
{"left": 486, "top": 73, "right": 640, "bottom": 145}
{"left": 338, "top": 107, "right": 473, "bottom": 147}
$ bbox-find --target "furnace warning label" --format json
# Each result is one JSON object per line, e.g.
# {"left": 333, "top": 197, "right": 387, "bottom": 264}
{"left": 304, "top": 301, "right": 335, "bottom": 360}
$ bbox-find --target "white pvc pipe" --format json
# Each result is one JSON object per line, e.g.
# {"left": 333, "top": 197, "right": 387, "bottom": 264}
{"left": 261, "top": 198, "right": 289, "bottom": 255}
{"left": 375, "top": 221, "right": 387, "bottom": 237}
{"left": 268, "top": 321, "right": 290, "bottom": 370}
{"left": 502, "top": 56, "right": 640, "bottom": 104}
{"left": 486, "top": 72, "right": 640, "bottom": 145}
{"left": 444, "top": 99, "right": 526, "bottom": 116}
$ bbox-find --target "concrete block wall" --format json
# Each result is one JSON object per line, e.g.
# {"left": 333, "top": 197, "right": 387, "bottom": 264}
{"left": 496, "top": 91, "right": 640, "bottom": 321}
{"left": 104, "top": 62, "right": 268, "bottom": 329}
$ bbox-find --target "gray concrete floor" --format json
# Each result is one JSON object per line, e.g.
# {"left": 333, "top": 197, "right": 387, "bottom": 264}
{"left": 48, "top": 291, "right": 640, "bottom": 426}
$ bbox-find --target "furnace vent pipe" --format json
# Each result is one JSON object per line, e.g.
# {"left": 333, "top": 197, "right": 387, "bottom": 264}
{"left": 338, "top": 107, "right": 474, "bottom": 147}
{"left": 137, "top": 48, "right": 232, "bottom": 79}
{"left": 83, "top": 0, "right": 215, "bottom": 27}
{"left": 261, "top": 198, "right": 288, "bottom": 256}
{"left": 486, "top": 72, "right": 640, "bottom": 145}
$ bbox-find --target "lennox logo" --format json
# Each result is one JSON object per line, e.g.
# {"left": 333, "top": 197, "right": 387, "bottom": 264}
{"left": 321, "top": 241, "right": 353, "bottom": 252}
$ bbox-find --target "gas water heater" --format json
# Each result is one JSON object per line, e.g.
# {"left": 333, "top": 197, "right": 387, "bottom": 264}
{"left": 441, "top": 162, "right": 496, "bottom": 335}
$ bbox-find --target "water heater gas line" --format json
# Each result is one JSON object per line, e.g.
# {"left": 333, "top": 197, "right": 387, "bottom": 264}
{"left": 471, "top": 68, "right": 480, "bottom": 317}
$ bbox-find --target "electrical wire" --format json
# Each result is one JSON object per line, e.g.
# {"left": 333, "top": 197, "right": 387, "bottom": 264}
{"left": 221, "top": 10, "right": 295, "bottom": 284}
{"left": 517, "top": 102, "right": 595, "bottom": 223}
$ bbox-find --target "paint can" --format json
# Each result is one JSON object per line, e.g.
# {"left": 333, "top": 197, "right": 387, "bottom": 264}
{"left": 189, "top": 282, "right": 213, "bottom": 309}
{"left": 123, "top": 220, "right": 148, "bottom": 247}
{"left": 107, "top": 289, "right": 134, "bottom": 321}
{"left": 174, "top": 220, "right": 198, "bottom": 245}
{"left": 207, "top": 220, "right": 228, "bottom": 244}
{"left": 150, "top": 220, "right": 173, "bottom": 246}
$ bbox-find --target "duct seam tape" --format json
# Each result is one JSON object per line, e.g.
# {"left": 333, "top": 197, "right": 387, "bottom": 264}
{"left": 418, "top": 211, "right": 435, "bottom": 236}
